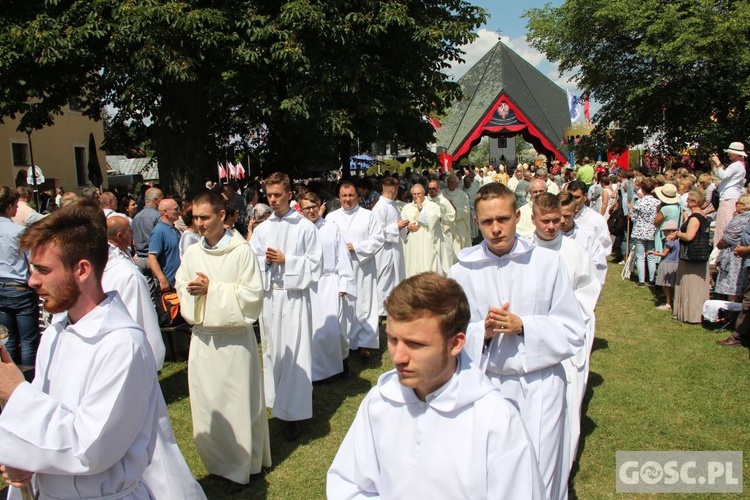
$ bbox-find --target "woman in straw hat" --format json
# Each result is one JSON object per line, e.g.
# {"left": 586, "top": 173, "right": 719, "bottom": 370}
{"left": 710, "top": 142, "right": 747, "bottom": 245}
{"left": 652, "top": 182, "right": 682, "bottom": 260}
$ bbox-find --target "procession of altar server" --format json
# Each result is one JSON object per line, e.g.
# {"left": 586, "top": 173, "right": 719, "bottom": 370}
{"left": 0, "top": 172, "right": 609, "bottom": 499}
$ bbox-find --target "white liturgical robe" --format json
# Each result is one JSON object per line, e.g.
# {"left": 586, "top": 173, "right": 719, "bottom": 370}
{"left": 429, "top": 192, "right": 457, "bottom": 273}
{"left": 327, "top": 352, "right": 545, "bottom": 499}
{"left": 102, "top": 244, "right": 165, "bottom": 371}
{"left": 0, "top": 294, "right": 204, "bottom": 499}
{"left": 327, "top": 205, "right": 384, "bottom": 350}
{"left": 371, "top": 196, "right": 406, "bottom": 315}
{"left": 441, "top": 187, "right": 472, "bottom": 257}
{"left": 401, "top": 200, "right": 442, "bottom": 277}
{"left": 462, "top": 182, "right": 481, "bottom": 239}
{"left": 448, "top": 238, "right": 585, "bottom": 500}
{"left": 177, "top": 230, "right": 271, "bottom": 483}
{"left": 533, "top": 232, "right": 601, "bottom": 470}
{"left": 311, "top": 217, "right": 356, "bottom": 381}
{"left": 564, "top": 223, "right": 608, "bottom": 286}
{"left": 516, "top": 202, "right": 535, "bottom": 238}
{"left": 574, "top": 205, "right": 612, "bottom": 256}
{"left": 250, "top": 210, "right": 322, "bottom": 421}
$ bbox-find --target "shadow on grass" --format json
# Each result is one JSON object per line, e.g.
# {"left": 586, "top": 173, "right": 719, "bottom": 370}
{"left": 569, "top": 339, "right": 606, "bottom": 500}
{"left": 158, "top": 364, "right": 190, "bottom": 405}
{"left": 265, "top": 333, "right": 383, "bottom": 472}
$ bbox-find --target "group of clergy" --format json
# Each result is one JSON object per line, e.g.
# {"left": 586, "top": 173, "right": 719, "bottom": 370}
{"left": 319, "top": 170, "right": 612, "bottom": 499}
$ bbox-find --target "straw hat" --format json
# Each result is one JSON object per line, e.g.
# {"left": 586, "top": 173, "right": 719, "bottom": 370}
{"left": 724, "top": 142, "right": 747, "bottom": 157}
{"left": 655, "top": 184, "right": 680, "bottom": 204}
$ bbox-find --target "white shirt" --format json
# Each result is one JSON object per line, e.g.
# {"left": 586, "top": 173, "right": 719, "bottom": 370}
{"left": 717, "top": 160, "right": 746, "bottom": 200}
{"left": 328, "top": 352, "right": 544, "bottom": 499}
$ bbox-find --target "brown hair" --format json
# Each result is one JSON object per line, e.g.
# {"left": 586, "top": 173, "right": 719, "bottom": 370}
{"left": 299, "top": 192, "right": 321, "bottom": 206}
{"left": 384, "top": 272, "right": 470, "bottom": 340}
{"left": 265, "top": 172, "right": 292, "bottom": 192}
{"left": 640, "top": 177, "right": 656, "bottom": 194}
{"left": 532, "top": 193, "right": 561, "bottom": 216}
{"left": 687, "top": 187, "right": 706, "bottom": 206}
{"left": 558, "top": 190, "right": 576, "bottom": 207}
{"left": 192, "top": 190, "right": 226, "bottom": 215}
{"left": 382, "top": 176, "right": 399, "bottom": 188}
{"left": 20, "top": 199, "right": 108, "bottom": 280}
{"left": 474, "top": 182, "right": 517, "bottom": 212}
{"left": 0, "top": 186, "right": 20, "bottom": 214}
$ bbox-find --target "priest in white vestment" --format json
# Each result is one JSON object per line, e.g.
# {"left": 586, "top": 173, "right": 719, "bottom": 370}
{"left": 177, "top": 191, "right": 271, "bottom": 490}
{"left": 448, "top": 183, "right": 585, "bottom": 500}
{"left": 516, "top": 179, "right": 549, "bottom": 238}
{"left": 328, "top": 273, "right": 544, "bottom": 499}
{"left": 560, "top": 191, "right": 608, "bottom": 286}
{"left": 0, "top": 202, "right": 204, "bottom": 500}
{"left": 103, "top": 216, "right": 165, "bottom": 370}
{"left": 441, "top": 174, "right": 472, "bottom": 256}
{"left": 401, "top": 184, "right": 442, "bottom": 276}
{"left": 531, "top": 193, "right": 602, "bottom": 471}
{"left": 427, "top": 179, "right": 457, "bottom": 274}
{"left": 371, "top": 177, "right": 408, "bottom": 315}
{"left": 462, "top": 173, "right": 481, "bottom": 239}
{"left": 566, "top": 180, "right": 613, "bottom": 256}
{"left": 249, "top": 173, "right": 322, "bottom": 440}
{"left": 299, "top": 193, "right": 357, "bottom": 381}
{"left": 326, "top": 182, "right": 384, "bottom": 356}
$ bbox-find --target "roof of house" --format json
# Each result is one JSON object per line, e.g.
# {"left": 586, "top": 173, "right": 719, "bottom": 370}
{"left": 436, "top": 41, "right": 570, "bottom": 158}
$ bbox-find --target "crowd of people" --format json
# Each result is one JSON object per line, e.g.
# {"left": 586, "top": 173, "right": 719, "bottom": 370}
{"left": 0, "top": 140, "right": 746, "bottom": 498}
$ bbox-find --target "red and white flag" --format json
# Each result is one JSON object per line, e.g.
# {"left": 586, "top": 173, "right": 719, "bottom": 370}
{"left": 235, "top": 162, "right": 246, "bottom": 180}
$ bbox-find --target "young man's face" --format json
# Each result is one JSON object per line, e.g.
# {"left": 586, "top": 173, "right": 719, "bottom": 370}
{"left": 192, "top": 202, "right": 226, "bottom": 242}
{"left": 339, "top": 185, "right": 359, "bottom": 210}
{"left": 28, "top": 244, "right": 81, "bottom": 314}
{"left": 475, "top": 196, "right": 519, "bottom": 258}
{"left": 299, "top": 199, "right": 321, "bottom": 224}
{"left": 569, "top": 189, "right": 586, "bottom": 212}
{"left": 560, "top": 203, "right": 576, "bottom": 232}
{"left": 386, "top": 314, "right": 464, "bottom": 401}
{"left": 265, "top": 183, "right": 292, "bottom": 216}
{"left": 532, "top": 209, "right": 562, "bottom": 241}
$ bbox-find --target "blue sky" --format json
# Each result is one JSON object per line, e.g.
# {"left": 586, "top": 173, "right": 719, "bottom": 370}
{"left": 448, "top": 1, "right": 575, "bottom": 92}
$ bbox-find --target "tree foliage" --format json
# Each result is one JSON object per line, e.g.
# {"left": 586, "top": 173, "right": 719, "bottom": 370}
{"left": 524, "top": 0, "right": 750, "bottom": 156}
{"left": 0, "top": 0, "right": 486, "bottom": 193}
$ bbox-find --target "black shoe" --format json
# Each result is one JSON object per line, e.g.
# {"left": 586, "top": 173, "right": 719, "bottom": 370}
{"left": 285, "top": 420, "right": 301, "bottom": 441}
{"left": 636, "top": 282, "right": 645, "bottom": 287}
{"left": 226, "top": 480, "right": 250, "bottom": 495}
{"left": 340, "top": 358, "right": 350, "bottom": 379}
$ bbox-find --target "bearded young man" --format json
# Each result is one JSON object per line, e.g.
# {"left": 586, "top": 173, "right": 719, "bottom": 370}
{"left": 328, "top": 273, "right": 544, "bottom": 499}
{"left": 447, "top": 183, "right": 585, "bottom": 500}
{"left": 0, "top": 201, "right": 203, "bottom": 499}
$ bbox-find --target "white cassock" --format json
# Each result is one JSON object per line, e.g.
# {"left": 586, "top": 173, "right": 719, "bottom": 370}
{"left": 516, "top": 202, "right": 535, "bottom": 238}
{"left": 564, "top": 223, "right": 608, "bottom": 286}
{"left": 327, "top": 352, "right": 545, "bottom": 499}
{"left": 326, "top": 205, "right": 384, "bottom": 350}
{"left": 371, "top": 196, "right": 407, "bottom": 315}
{"left": 429, "top": 193, "right": 457, "bottom": 274}
{"left": 507, "top": 176, "right": 520, "bottom": 192}
{"left": 250, "top": 210, "right": 322, "bottom": 421}
{"left": 448, "top": 238, "right": 585, "bottom": 500}
{"left": 177, "top": 230, "right": 271, "bottom": 483}
{"left": 574, "top": 205, "right": 612, "bottom": 256}
{"left": 311, "top": 217, "right": 356, "bottom": 381}
{"left": 462, "top": 183, "right": 481, "bottom": 239}
{"left": 441, "top": 187, "right": 472, "bottom": 256}
{"left": 547, "top": 179, "right": 560, "bottom": 195}
{"left": 533, "top": 232, "right": 601, "bottom": 470}
{"left": 0, "top": 294, "right": 204, "bottom": 500}
{"left": 401, "top": 200, "right": 442, "bottom": 277}
{"left": 102, "top": 244, "right": 165, "bottom": 371}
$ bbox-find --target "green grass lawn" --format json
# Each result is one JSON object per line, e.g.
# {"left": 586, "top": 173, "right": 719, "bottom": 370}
{"left": 162, "top": 263, "right": 750, "bottom": 499}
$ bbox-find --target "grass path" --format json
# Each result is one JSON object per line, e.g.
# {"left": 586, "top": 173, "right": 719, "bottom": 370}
{"left": 163, "top": 264, "right": 750, "bottom": 498}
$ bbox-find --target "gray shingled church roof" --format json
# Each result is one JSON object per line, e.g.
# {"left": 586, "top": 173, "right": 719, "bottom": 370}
{"left": 437, "top": 41, "right": 570, "bottom": 157}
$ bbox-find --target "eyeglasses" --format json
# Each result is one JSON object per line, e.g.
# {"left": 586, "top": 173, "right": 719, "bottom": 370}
{"left": 300, "top": 205, "right": 319, "bottom": 212}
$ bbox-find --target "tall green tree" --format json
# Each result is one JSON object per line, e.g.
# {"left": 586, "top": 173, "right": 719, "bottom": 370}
{"left": 524, "top": 0, "right": 750, "bottom": 156}
{"left": 0, "top": 0, "right": 486, "bottom": 193}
